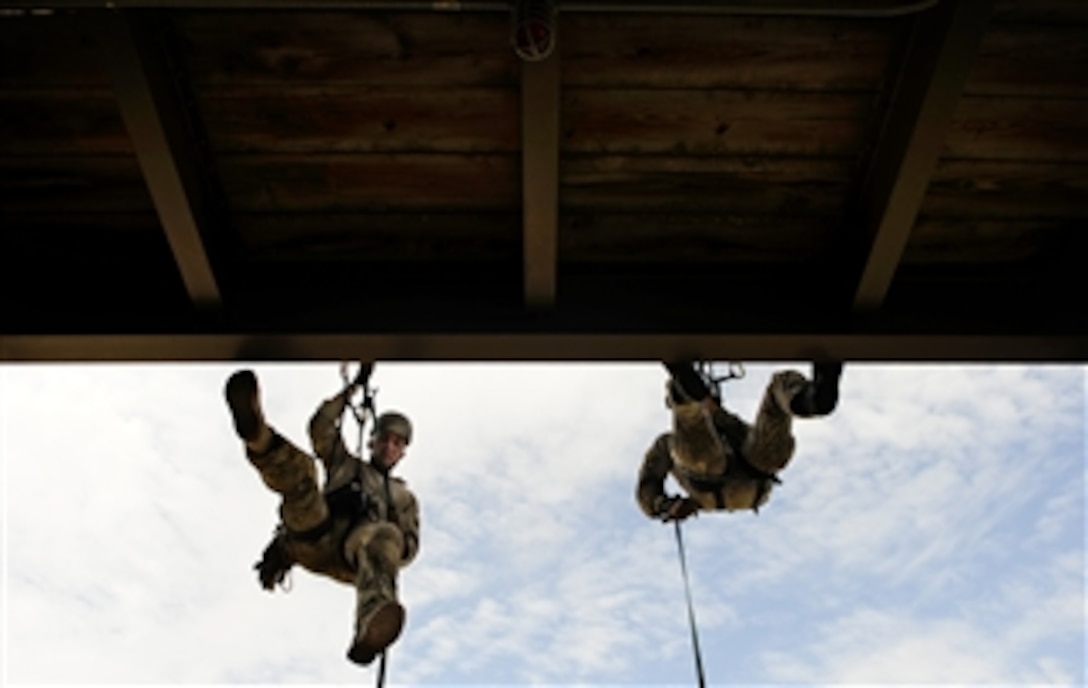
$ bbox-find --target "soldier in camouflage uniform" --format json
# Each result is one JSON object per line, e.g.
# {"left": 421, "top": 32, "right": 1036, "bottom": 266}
{"left": 638, "top": 361, "right": 843, "bottom": 521}
{"left": 224, "top": 369, "right": 420, "bottom": 666}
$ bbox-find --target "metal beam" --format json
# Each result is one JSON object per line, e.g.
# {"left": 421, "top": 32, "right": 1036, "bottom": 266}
{"left": 849, "top": 0, "right": 994, "bottom": 312}
{"left": 96, "top": 9, "right": 222, "bottom": 312}
{"left": 4, "top": 333, "right": 1088, "bottom": 362}
{"left": 521, "top": 45, "right": 560, "bottom": 308}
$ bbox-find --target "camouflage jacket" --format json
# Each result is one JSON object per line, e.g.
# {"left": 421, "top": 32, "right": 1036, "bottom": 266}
{"left": 636, "top": 405, "right": 776, "bottom": 517}
{"left": 277, "top": 392, "right": 420, "bottom": 584}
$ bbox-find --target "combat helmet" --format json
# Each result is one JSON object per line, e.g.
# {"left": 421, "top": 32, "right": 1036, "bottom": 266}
{"left": 372, "top": 411, "right": 412, "bottom": 445}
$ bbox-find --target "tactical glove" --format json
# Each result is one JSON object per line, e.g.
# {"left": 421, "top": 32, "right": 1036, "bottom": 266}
{"left": 655, "top": 495, "right": 700, "bottom": 523}
{"left": 254, "top": 531, "right": 295, "bottom": 591}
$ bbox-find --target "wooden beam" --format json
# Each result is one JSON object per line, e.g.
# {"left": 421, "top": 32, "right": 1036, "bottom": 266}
{"left": 4, "top": 332, "right": 1088, "bottom": 362}
{"left": 850, "top": 0, "right": 995, "bottom": 312}
{"left": 0, "top": 0, "right": 940, "bottom": 17}
{"left": 96, "top": 10, "right": 222, "bottom": 312}
{"left": 521, "top": 45, "right": 560, "bottom": 308}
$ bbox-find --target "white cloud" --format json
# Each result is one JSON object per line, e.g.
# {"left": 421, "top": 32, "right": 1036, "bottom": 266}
{"left": 3, "top": 363, "right": 1084, "bottom": 686}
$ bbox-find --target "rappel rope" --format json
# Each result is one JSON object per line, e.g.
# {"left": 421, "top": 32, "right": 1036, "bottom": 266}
{"left": 670, "top": 360, "right": 745, "bottom": 688}
{"left": 339, "top": 361, "right": 376, "bottom": 459}
{"left": 673, "top": 520, "right": 707, "bottom": 688}
{"left": 337, "top": 362, "right": 391, "bottom": 688}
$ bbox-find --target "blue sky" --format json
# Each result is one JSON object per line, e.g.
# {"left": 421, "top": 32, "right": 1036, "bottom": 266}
{"left": 2, "top": 362, "right": 1084, "bottom": 686}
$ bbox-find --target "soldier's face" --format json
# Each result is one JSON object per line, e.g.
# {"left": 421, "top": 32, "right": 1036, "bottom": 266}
{"left": 370, "top": 431, "right": 408, "bottom": 470}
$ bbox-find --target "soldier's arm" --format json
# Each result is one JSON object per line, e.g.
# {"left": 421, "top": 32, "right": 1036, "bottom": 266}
{"left": 308, "top": 386, "right": 355, "bottom": 475}
{"left": 637, "top": 433, "right": 675, "bottom": 519}
{"left": 395, "top": 485, "right": 421, "bottom": 566}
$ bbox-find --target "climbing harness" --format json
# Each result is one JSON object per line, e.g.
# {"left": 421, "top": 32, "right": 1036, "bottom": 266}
{"left": 695, "top": 360, "right": 745, "bottom": 405}
{"left": 672, "top": 360, "right": 779, "bottom": 511}
{"left": 673, "top": 520, "right": 707, "bottom": 688}
{"left": 695, "top": 361, "right": 786, "bottom": 512}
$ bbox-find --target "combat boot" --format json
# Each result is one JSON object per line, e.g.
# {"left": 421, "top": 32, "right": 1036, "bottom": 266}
{"left": 225, "top": 369, "right": 264, "bottom": 442}
{"left": 789, "top": 361, "right": 843, "bottom": 417}
{"left": 346, "top": 550, "right": 404, "bottom": 666}
{"left": 347, "top": 593, "right": 405, "bottom": 666}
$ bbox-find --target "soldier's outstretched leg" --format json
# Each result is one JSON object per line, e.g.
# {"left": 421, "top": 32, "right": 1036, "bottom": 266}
{"left": 788, "top": 361, "right": 843, "bottom": 418}
{"left": 663, "top": 361, "right": 729, "bottom": 477}
{"left": 744, "top": 370, "right": 804, "bottom": 475}
{"left": 744, "top": 362, "right": 843, "bottom": 475}
{"left": 344, "top": 522, "right": 406, "bottom": 666}
{"left": 225, "top": 370, "right": 328, "bottom": 534}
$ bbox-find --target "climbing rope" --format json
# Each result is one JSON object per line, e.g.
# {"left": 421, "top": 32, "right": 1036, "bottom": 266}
{"left": 673, "top": 520, "right": 707, "bottom": 688}
{"left": 339, "top": 361, "right": 376, "bottom": 455}
{"left": 666, "top": 359, "right": 745, "bottom": 687}
{"left": 336, "top": 362, "right": 392, "bottom": 688}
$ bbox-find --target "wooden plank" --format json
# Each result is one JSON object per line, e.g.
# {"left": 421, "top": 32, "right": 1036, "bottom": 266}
{"left": 848, "top": 0, "right": 996, "bottom": 312}
{"left": 923, "top": 160, "right": 1088, "bottom": 219}
{"left": 196, "top": 86, "right": 520, "bottom": 154}
{"left": 946, "top": 97, "right": 1088, "bottom": 161}
{"left": 882, "top": 264, "right": 1043, "bottom": 319}
{"left": 0, "top": 93, "right": 132, "bottom": 155}
{"left": 561, "top": 15, "right": 898, "bottom": 90}
{"left": 1029, "top": 220, "right": 1088, "bottom": 324}
{"left": 216, "top": 153, "right": 521, "bottom": 211}
{"left": 218, "top": 153, "right": 854, "bottom": 215}
{"left": 0, "top": 12, "right": 112, "bottom": 89}
{"left": 5, "top": 333, "right": 1088, "bottom": 363}
{"left": 965, "top": 25, "right": 1088, "bottom": 97}
{"left": 96, "top": 10, "right": 222, "bottom": 311}
{"left": 902, "top": 218, "right": 1073, "bottom": 263}
{"left": 522, "top": 49, "right": 560, "bottom": 308}
{"left": 232, "top": 212, "right": 521, "bottom": 262}
{"left": 3, "top": 214, "right": 164, "bottom": 253}
{"left": 176, "top": 12, "right": 519, "bottom": 87}
{"left": 0, "top": 156, "right": 153, "bottom": 213}
{"left": 561, "top": 155, "right": 855, "bottom": 214}
{"left": 559, "top": 213, "right": 838, "bottom": 263}
{"left": 0, "top": 0, "right": 938, "bottom": 11}
{"left": 3, "top": 216, "right": 191, "bottom": 317}
{"left": 562, "top": 89, "right": 872, "bottom": 155}
{"left": 992, "top": 0, "right": 1088, "bottom": 23}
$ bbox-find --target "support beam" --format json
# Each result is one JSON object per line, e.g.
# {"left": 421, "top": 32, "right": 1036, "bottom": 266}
{"left": 849, "top": 0, "right": 994, "bottom": 312}
{"left": 96, "top": 9, "right": 223, "bottom": 312}
{"left": 521, "top": 45, "right": 560, "bottom": 308}
{"left": 4, "top": 333, "right": 1088, "bottom": 362}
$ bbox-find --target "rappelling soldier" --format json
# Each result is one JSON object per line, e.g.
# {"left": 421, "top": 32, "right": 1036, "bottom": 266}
{"left": 638, "top": 360, "right": 843, "bottom": 521}
{"left": 224, "top": 367, "right": 420, "bottom": 666}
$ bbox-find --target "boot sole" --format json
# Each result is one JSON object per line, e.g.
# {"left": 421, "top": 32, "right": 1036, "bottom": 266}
{"left": 664, "top": 361, "right": 711, "bottom": 402}
{"left": 225, "top": 370, "right": 261, "bottom": 442}
{"left": 347, "top": 602, "right": 405, "bottom": 666}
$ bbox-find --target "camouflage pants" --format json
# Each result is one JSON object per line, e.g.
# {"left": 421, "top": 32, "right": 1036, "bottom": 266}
{"left": 343, "top": 521, "right": 404, "bottom": 635}
{"left": 671, "top": 369, "right": 808, "bottom": 477}
{"left": 245, "top": 433, "right": 402, "bottom": 632}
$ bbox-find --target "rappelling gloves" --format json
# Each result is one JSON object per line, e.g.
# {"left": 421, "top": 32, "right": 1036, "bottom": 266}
{"left": 654, "top": 495, "right": 700, "bottom": 523}
{"left": 225, "top": 369, "right": 263, "bottom": 442}
{"left": 254, "top": 527, "right": 295, "bottom": 591}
